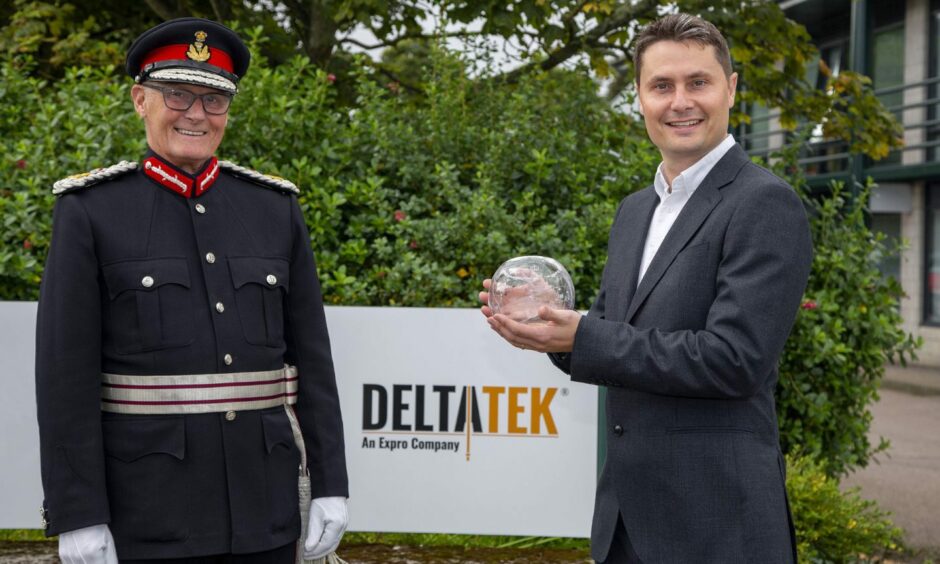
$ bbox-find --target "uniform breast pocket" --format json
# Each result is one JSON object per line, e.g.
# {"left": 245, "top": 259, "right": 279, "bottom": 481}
{"left": 101, "top": 257, "right": 194, "bottom": 354}
{"left": 229, "top": 256, "right": 290, "bottom": 347}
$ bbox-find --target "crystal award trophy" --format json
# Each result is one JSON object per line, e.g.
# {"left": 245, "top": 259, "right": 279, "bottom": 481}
{"left": 489, "top": 256, "right": 575, "bottom": 323}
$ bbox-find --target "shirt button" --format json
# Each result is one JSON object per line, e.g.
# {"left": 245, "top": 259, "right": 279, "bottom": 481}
{"left": 223, "top": 354, "right": 233, "bottom": 365}
{"left": 205, "top": 252, "right": 216, "bottom": 264}
{"left": 225, "top": 411, "right": 236, "bottom": 421}
{"left": 215, "top": 302, "right": 225, "bottom": 313}
{"left": 613, "top": 424, "right": 623, "bottom": 437}
{"left": 266, "top": 274, "right": 277, "bottom": 286}
{"left": 195, "top": 203, "right": 206, "bottom": 214}
{"left": 141, "top": 276, "right": 154, "bottom": 288}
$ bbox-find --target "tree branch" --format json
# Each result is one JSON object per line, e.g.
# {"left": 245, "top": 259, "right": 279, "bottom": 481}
{"left": 361, "top": 59, "right": 424, "bottom": 95}
{"left": 339, "top": 29, "right": 483, "bottom": 51}
{"left": 495, "top": 0, "right": 657, "bottom": 83}
{"left": 565, "top": 0, "right": 592, "bottom": 22}
{"left": 594, "top": 41, "right": 631, "bottom": 55}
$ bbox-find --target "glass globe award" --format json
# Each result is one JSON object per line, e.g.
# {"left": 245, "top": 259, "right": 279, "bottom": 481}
{"left": 489, "top": 256, "right": 575, "bottom": 324}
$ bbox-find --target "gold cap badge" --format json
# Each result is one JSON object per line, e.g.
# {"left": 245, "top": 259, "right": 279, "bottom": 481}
{"left": 186, "top": 30, "right": 211, "bottom": 62}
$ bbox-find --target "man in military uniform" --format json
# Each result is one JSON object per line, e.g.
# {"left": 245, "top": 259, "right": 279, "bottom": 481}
{"left": 36, "top": 18, "right": 349, "bottom": 563}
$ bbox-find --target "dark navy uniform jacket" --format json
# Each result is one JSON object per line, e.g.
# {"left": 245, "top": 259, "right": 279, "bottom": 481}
{"left": 36, "top": 151, "right": 348, "bottom": 560}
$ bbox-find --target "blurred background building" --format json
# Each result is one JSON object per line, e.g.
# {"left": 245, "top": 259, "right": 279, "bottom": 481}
{"left": 740, "top": 0, "right": 940, "bottom": 367}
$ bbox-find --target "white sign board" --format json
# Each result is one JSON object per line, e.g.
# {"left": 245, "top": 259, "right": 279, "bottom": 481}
{"left": 0, "top": 303, "right": 597, "bottom": 537}
{"left": 0, "top": 301, "right": 44, "bottom": 529}
{"left": 330, "top": 307, "right": 597, "bottom": 537}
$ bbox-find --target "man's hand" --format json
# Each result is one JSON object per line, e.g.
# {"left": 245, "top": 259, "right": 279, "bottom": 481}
{"left": 304, "top": 496, "right": 348, "bottom": 560}
{"left": 481, "top": 279, "right": 581, "bottom": 353}
{"left": 58, "top": 524, "right": 118, "bottom": 564}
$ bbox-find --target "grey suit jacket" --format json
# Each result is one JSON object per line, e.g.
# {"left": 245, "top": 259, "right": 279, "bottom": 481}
{"left": 553, "top": 144, "right": 812, "bottom": 563}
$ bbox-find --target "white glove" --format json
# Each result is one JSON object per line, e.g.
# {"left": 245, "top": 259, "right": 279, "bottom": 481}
{"left": 303, "top": 496, "right": 348, "bottom": 560}
{"left": 58, "top": 524, "right": 118, "bottom": 564}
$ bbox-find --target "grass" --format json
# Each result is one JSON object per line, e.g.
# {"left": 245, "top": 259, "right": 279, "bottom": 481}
{"left": 0, "top": 530, "right": 49, "bottom": 542}
{"left": 342, "top": 532, "right": 589, "bottom": 551}
{"left": 0, "top": 529, "right": 590, "bottom": 551}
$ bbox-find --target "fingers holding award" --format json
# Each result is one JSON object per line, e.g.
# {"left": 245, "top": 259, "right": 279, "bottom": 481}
{"left": 488, "top": 256, "right": 575, "bottom": 324}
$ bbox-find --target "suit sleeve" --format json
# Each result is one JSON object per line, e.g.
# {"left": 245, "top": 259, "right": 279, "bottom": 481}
{"left": 569, "top": 182, "right": 813, "bottom": 399}
{"left": 35, "top": 194, "right": 110, "bottom": 536}
{"left": 284, "top": 196, "right": 349, "bottom": 498}
{"left": 549, "top": 198, "right": 624, "bottom": 374}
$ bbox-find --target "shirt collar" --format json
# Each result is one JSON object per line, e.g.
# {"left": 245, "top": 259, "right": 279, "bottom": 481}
{"left": 653, "top": 134, "right": 737, "bottom": 201}
{"left": 142, "top": 150, "right": 220, "bottom": 198}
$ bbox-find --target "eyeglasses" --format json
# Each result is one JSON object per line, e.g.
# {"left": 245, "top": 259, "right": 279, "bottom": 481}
{"left": 141, "top": 83, "right": 233, "bottom": 115}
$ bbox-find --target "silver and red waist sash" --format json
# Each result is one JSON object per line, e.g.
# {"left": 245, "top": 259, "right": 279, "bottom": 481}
{"left": 100, "top": 365, "right": 298, "bottom": 414}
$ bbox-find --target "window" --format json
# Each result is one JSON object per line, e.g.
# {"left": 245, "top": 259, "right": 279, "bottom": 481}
{"left": 804, "top": 40, "right": 850, "bottom": 175}
{"left": 929, "top": 1, "right": 940, "bottom": 160}
{"left": 926, "top": 186, "right": 940, "bottom": 325}
{"left": 739, "top": 101, "right": 771, "bottom": 155}
{"left": 871, "top": 213, "right": 902, "bottom": 283}
{"left": 870, "top": 21, "right": 905, "bottom": 166}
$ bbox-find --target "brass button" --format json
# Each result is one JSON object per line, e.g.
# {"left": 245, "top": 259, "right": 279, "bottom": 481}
{"left": 195, "top": 203, "right": 206, "bottom": 214}
{"left": 215, "top": 302, "right": 225, "bottom": 313}
{"left": 225, "top": 411, "right": 236, "bottom": 421}
{"left": 141, "top": 276, "right": 154, "bottom": 288}
{"left": 223, "top": 354, "right": 233, "bottom": 365}
{"left": 266, "top": 274, "right": 277, "bottom": 286}
{"left": 205, "top": 252, "right": 216, "bottom": 264}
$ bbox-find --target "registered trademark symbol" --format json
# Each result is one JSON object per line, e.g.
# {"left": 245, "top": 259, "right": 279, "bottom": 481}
{"left": 561, "top": 388, "right": 569, "bottom": 397}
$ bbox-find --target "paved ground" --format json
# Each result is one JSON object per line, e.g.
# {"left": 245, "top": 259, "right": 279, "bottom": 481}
{"left": 843, "top": 365, "right": 940, "bottom": 557}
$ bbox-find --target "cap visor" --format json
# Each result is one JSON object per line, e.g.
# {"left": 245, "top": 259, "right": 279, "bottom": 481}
{"left": 148, "top": 68, "right": 237, "bottom": 93}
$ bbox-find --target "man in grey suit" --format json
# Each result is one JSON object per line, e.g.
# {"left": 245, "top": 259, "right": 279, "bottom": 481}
{"left": 481, "top": 13, "right": 812, "bottom": 564}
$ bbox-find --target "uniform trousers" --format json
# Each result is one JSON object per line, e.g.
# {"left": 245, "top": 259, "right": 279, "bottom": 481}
{"left": 598, "top": 513, "right": 644, "bottom": 564}
{"left": 122, "top": 542, "right": 295, "bottom": 564}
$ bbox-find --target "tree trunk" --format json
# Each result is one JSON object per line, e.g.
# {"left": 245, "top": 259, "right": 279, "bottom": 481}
{"left": 305, "top": 0, "right": 339, "bottom": 68}
{"left": 143, "top": 0, "right": 182, "bottom": 21}
{"left": 208, "top": 0, "right": 233, "bottom": 23}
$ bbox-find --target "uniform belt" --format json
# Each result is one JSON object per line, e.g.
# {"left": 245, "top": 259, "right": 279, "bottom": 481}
{"left": 100, "top": 365, "right": 298, "bottom": 415}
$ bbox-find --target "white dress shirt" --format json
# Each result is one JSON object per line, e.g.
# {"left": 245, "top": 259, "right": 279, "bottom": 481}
{"left": 637, "top": 135, "right": 737, "bottom": 283}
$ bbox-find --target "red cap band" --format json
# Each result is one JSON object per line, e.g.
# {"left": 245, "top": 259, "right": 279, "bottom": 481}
{"left": 140, "top": 44, "right": 234, "bottom": 73}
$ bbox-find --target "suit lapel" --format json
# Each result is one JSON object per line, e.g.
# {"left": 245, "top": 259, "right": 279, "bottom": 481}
{"left": 615, "top": 191, "right": 659, "bottom": 311}
{"left": 622, "top": 145, "right": 749, "bottom": 323}
{"left": 605, "top": 188, "right": 658, "bottom": 318}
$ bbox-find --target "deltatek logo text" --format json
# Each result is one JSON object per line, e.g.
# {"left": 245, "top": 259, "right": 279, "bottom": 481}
{"left": 359, "top": 384, "right": 562, "bottom": 460}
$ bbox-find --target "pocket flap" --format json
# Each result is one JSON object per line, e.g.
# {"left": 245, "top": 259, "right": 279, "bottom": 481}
{"left": 261, "top": 409, "right": 296, "bottom": 454}
{"left": 102, "top": 257, "right": 191, "bottom": 299}
{"left": 228, "top": 256, "right": 289, "bottom": 291}
{"left": 103, "top": 417, "right": 185, "bottom": 462}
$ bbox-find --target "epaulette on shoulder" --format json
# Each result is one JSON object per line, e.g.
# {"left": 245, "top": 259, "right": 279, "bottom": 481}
{"left": 219, "top": 161, "right": 299, "bottom": 194}
{"left": 52, "top": 161, "right": 138, "bottom": 195}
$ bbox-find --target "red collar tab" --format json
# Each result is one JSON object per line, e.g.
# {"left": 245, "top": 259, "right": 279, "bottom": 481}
{"left": 143, "top": 156, "right": 219, "bottom": 198}
{"left": 196, "top": 159, "right": 220, "bottom": 197}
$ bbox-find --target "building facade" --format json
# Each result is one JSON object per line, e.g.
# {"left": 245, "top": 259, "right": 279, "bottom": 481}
{"left": 741, "top": 0, "right": 940, "bottom": 366}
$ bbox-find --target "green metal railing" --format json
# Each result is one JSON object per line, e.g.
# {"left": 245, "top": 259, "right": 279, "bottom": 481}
{"left": 737, "top": 74, "right": 940, "bottom": 185}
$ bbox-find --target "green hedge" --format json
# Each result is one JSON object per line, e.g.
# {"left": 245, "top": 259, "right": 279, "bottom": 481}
{"left": 776, "top": 181, "right": 921, "bottom": 476}
{"left": 2, "top": 49, "right": 655, "bottom": 308}
{"left": 787, "top": 454, "right": 904, "bottom": 562}
{"left": 0, "top": 40, "right": 918, "bottom": 483}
